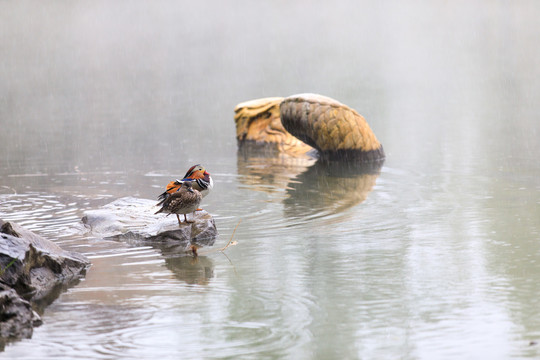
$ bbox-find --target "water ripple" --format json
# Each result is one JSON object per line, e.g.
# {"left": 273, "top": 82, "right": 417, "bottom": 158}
{"left": 0, "top": 192, "right": 115, "bottom": 241}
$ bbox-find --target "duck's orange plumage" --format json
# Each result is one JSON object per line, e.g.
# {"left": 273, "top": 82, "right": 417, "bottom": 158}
{"left": 157, "top": 164, "right": 213, "bottom": 207}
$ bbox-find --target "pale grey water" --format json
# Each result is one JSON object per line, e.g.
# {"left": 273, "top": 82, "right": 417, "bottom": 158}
{"left": 1, "top": 1, "right": 540, "bottom": 359}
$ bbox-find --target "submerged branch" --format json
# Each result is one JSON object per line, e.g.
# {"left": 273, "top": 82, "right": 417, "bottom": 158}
{"left": 220, "top": 219, "right": 241, "bottom": 252}
{"left": 195, "top": 219, "right": 241, "bottom": 257}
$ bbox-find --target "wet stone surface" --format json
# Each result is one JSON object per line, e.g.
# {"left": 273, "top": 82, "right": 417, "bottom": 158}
{"left": 0, "top": 219, "right": 90, "bottom": 348}
{"left": 0, "top": 285, "right": 42, "bottom": 349}
{"left": 81, "top": 197, "right": 218, "bottom": 251}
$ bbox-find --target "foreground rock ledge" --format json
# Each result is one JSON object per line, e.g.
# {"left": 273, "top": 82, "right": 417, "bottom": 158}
{"left": 0, "top": 286, "right": 41, "bottom": 342}
{"left": 81, "top": 197, "right": 218, "bottom": 250}
{"left": 0, "top": 219, "right": 90, "bottom": 347}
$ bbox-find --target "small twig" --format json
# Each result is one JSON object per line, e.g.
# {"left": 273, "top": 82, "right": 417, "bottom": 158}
{"left": 196, "top": 219, "right": 241, "bottom": 256}
{"left": 1, "top": 186, "right": 17, "bottom": 194}
{"left": 220, "top": 219, "right": 241, "bottom": 252}
{"left": 220, "top": 250, "right": 238, "bottom": 276}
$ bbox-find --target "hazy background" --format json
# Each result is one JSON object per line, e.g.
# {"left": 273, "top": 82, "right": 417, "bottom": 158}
{"left": 2, "top": 1, "right": 538, "bottom": 175}
{"left": 1, "top": 1, "right": 540, "bottom": 359}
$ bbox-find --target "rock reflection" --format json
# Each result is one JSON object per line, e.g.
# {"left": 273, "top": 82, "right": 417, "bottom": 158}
{"left": 31, "top": 278, "right": 84, "bottom": 314}
{"left": 163, "top": 256, "right": 214, "bottom": 286}
{"left": 150, "top": 242, "right": 215, "bottom": 286}
{"left": 237, "top": 148, "right": 383, "bottom": 217}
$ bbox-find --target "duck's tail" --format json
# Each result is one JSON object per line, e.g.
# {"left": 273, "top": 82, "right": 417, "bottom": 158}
{"left": 155, "top": 196, "right": 167, "bottom": 207}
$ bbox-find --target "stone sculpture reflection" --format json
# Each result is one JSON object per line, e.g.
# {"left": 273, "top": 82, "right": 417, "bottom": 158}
{"left": 237, "top": 152, "right": 382, "bottom": 216}
{"left": 235, "top": 94, "right": 384, "bottom": 213}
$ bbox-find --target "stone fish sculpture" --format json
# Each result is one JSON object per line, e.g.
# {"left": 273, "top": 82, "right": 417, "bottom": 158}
{"left": 234, "top": 93, "right": 384, "bottom": 161}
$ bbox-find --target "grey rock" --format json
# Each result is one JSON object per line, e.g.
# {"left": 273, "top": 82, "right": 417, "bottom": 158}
{"left": 0, "top": 220, "right": 90, "bottom": 302}
{"left": 0, "top": 219, "right": 90, "bottom": 347}
{"left": 81, "top": 197, "right": 218, "bottom": 251}
{"left": 0, "top": 285, "right": 41, "bottom": 348}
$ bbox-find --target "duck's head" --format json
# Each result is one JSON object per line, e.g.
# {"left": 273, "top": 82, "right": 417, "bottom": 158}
{"left": 184, "top": 164, "right": 202, "bottom": 178}
{"left": 186, "top": 165, "right": 212, "bottom": 181}
{"left": 184, "top": 164, "right": 209, "bottom": 179}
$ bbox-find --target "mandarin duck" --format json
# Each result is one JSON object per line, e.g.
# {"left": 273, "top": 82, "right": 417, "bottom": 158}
{"left": 154, "top": 181, "right": 202, "bottom": 225}
{"left": 157, "top": 164, "right": 213, "bottom": 207}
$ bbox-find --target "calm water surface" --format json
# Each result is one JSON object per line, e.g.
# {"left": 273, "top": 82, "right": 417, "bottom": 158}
{"left": 1, "top": 1, "right": 540, "bottom": 359}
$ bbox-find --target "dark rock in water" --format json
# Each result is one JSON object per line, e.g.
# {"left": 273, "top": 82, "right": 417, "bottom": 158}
{"left": 0, "top": 220, "right": 90, "bottom": 302}
{"left": 0, "top": 285, "right": 42, "bottom": 349}
{"left": 81, "top": 197, "right": 218, "bottom": 251}
{"left": 0, "top": 219, "right": 90, "bottom": 348}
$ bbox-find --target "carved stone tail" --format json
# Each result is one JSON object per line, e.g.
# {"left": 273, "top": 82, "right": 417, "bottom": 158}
{"left": 280, "top": 94, "right": 384, "bottom": 161}
{"left": 234, "top": 93, "right": 385, "bottom": 161}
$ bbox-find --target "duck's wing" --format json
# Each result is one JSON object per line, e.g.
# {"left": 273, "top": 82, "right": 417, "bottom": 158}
{"left": 157, "top": 180, "right": 183, "bottom": 204}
